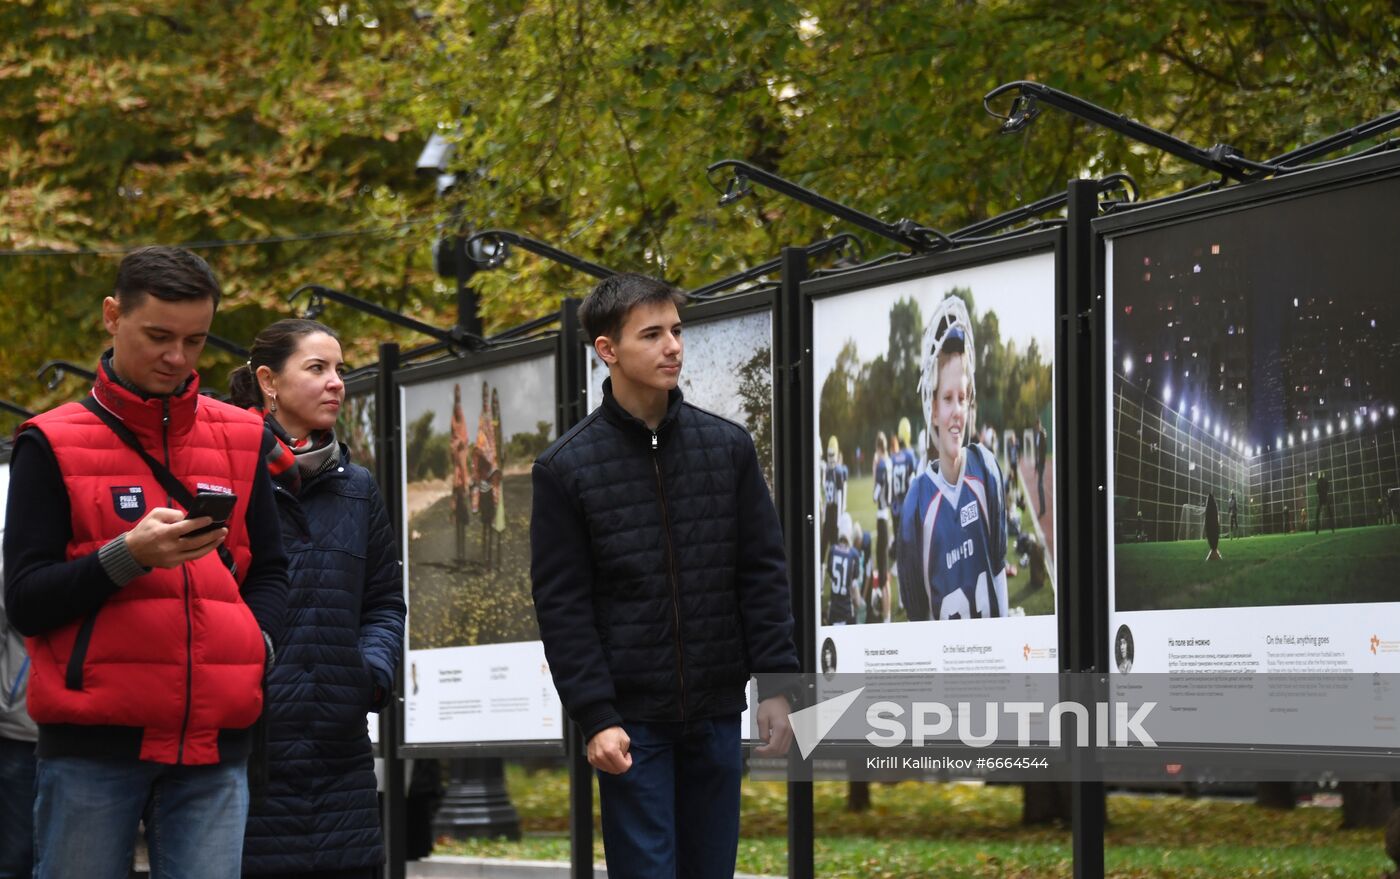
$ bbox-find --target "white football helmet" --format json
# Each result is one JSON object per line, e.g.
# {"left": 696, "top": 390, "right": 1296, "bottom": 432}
{"left": 918, "top": 295, "right": 976, "bottom": 445}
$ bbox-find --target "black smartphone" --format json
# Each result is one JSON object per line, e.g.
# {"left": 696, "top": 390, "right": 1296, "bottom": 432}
{"left": 183, "top": 491, "right": 238, "bottom": 538}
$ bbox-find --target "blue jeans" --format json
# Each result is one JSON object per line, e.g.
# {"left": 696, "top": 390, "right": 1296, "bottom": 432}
{"left": 0, "top": 736, "right": 36, "bottom": 879}
{"left": 595, "top": 714, "right": 741, "bottom": 879}
{"left": 34, "top": 755, "right": 249, "bottom": 879}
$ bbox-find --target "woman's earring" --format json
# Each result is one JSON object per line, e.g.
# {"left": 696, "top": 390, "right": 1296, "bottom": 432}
{"left": 268, "top": 394, "right": 277, "bottom": 414}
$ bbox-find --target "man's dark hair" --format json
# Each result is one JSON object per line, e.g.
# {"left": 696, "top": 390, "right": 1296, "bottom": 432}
{"left": 578, "top": 273, "right": 686, "bottom": 342}
{"left": 114, "top": 246, "right": 222, "bottom": 313}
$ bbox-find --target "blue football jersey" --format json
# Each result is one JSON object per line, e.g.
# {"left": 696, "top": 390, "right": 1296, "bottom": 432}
{"left": 896, "top": 444, "right": 1007, "bottom": 621}
{"left": 827, "top": 542, "right": 861, "bottom": 625}
{"left": 874, "top": 456, "right": 892, "bottom": 520}
{"left": 823, "top": 463, "right": 848, "bottom": 510}
{"left": 890, "top": 449, "right": 917, "bottom": 516}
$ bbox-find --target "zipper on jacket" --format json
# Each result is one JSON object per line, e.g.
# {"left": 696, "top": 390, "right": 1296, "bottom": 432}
{"left": 651, "top": 437, "right": 687, "bottom": 721}
{"left": 176, "top": 564, "right": 193, "bottom": 765}
{"left": 162, "top": 397, "right": 195, "bottom": 765}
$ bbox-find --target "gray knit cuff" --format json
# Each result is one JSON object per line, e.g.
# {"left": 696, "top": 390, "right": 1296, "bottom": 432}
{"left": 98, "top": 535, "right": 149, "bottom": 587}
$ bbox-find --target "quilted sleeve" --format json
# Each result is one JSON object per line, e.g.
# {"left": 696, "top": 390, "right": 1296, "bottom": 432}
{"left": 529, "top": 461, "right": 621, "bottom": 740}
{"left": 731, "top": 431, "right": 799, "bottom": 695}
{"left": 358, "top": 476, "right": 406, "bottom": 710}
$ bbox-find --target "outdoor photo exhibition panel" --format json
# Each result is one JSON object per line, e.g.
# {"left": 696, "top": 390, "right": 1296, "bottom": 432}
{"left": 584, "top": 291, "right": 775, "bottom": 737}
{"left": 338, "top": 375, "right": 378, "bottom": 482}
{"left": 585, "top": 292, "right": 775, "bottom": 484}
{"left": 806, "top": 232, "right": 1063, "bottom": 678}
{"left": 398, "top": 340, "right": 563, "bottom": 747}
{"left": 1102, "top": 152, "right": 1400, "bottom": 749}
{"left": 337, "top": 376, "right": 382, "bottom": 746}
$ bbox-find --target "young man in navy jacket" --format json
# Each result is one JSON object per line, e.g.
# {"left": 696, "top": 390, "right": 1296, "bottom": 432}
{"left": 531, "top": 273, "right": 798, "bottom": 878}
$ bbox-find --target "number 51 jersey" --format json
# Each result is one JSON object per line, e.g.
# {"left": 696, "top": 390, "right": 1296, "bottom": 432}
{"left": 896, "top": 443, "right": 1008, "bottom": 621}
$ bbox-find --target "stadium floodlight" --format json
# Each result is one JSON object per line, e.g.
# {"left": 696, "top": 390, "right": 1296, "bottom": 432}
{"left": 1326, "top": 423, "right": 1333, "bottom": 436}
{"left": 1288, "top": 434, "right": 1295, "bottom": 447}
{"left": 1312, "top": 426, "right": 1320, "bottom": 439}
{"left": 1355, "top": 414, "right": 1363, "bottom": 429}
{"left": 1123, "top": 356, "right": 1133, "bottom": 376}
{"left": 1163, "top": 385, "right": 1173, "bottom": 405}
{"left": 1389, "top": 406, "right": 1396, "bottom": 419}
{"left": 1372, "top": 412, "right": 1381, "bottom": 424}
{"left": 1191, "top": 405, "right": 1200, "bottom": 423}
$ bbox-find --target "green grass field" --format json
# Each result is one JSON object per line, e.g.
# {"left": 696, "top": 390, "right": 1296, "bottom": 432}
{"left": 436, "top": 765, "right": 1392, "bottom": 878}
{"left": 1115, "top": 525, "right": 1400, "bottom": 612}
{"left": 830, "top": 473, "right": 1055, "bottom": 620}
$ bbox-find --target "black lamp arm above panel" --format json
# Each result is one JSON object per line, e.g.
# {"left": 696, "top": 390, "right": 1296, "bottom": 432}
{"left": 687, "top": 233, "right": 865, "bottom": 300}
{"left": 287, "top": 284, "right": 488, "bottom": 354}
{"left": 983, "top": 81, "right": 1264, "bottom": 182}
{"left": 0, "top": 398, "right": 35, "bottom": 419}
{"left": 36, "top": 359, "right": 97, "bottom": 391}
{"left": 706, "top": 159, "right": 953, "bottom": 252}
{"left": 462, "top": 230, "right": 619, "bottom": 280}
{"left": 338, "top": 313, "right": 564, "bottom": 384}
{"left": 205, "top": 334, "right": 251, "bottom": 360}
{"left": 949, "top": 173, "right": 1139, "bottom": 241}
{"left": 1268, "top": 108, "right": 1400, "bottom": 168}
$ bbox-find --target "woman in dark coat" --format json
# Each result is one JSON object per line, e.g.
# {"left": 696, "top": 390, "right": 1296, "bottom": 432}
{"left": 228, "top": 319, "right": 405, "bottom": 879}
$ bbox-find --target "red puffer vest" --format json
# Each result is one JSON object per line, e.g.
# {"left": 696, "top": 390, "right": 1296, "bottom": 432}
{"left": 22, "top": 366, "right": 268, "bottom": 765}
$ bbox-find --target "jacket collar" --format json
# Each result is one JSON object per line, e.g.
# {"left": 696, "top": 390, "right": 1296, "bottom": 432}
{"left": 600, "top": 377, "right": 684, "bottom": 438}
{"left": 91, "top": 350, "right": 201, "bottom": 443}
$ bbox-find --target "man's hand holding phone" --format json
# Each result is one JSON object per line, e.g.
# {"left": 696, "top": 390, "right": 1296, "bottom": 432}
{"left": 125, "top": 492, "right": 236, "bottom": 569}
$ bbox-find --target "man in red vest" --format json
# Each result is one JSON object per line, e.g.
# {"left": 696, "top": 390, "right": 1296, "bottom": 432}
{"left": 3, "top": 246, "right": 289, "bottom": 879}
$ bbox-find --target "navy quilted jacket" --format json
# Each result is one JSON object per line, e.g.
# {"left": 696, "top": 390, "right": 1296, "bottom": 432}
{"left": 242, "top": 445, "right": 405, "bottom": 874}
{"left": 530, "top": 381, "right": 798, "bottom": 740}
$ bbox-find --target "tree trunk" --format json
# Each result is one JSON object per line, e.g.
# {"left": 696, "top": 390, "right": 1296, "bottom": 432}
{"left": 1340, "top": 781, "right": 1393, "bottom": 829}
{"left": 846, "top": 780, "right": 871, "bottom": 813}
{"left": 1255, "top": 782, "right": 1295, "bottom": 810}
{"left": 1022, "top": 782, "right": 1073, "bottom": 825}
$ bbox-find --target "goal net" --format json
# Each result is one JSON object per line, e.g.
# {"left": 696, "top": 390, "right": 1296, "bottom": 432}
{"left": 1176, "top": 503, "right": 1206, "bottom": 542}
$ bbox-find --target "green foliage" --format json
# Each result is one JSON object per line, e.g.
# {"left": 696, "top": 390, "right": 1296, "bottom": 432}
{"left": 503, "top": 420, "right": 555, "bottom": 466}
{"left": 737, "top": 344, "right": 775, "bottom": 490}
{"left": 821, "top": 292, "right": 1050, "bottom": 462}
{"left": 4, "top": 1, "right": 1399, "bottom": 413}
{"left": 0, "top": 1, "right": 434, "bottom": 410}
{"left": 405, "top": 410, "right": 449, "bottom": 481}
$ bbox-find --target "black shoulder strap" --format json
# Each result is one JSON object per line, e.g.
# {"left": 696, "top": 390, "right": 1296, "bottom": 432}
{"left": 80, "top": 395, "right": 238, "bottom": 577}
{"left": 80, "top": 396, "right": 199, "bottom": 510}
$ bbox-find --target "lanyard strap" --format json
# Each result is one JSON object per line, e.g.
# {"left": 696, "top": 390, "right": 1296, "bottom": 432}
{"left": 79, "top": 396, "right": 238, "bottom": 578}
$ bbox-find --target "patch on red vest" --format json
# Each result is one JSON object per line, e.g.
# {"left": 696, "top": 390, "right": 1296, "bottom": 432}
{"left": 109, "top": 485, "right": 146, "bottom": 522}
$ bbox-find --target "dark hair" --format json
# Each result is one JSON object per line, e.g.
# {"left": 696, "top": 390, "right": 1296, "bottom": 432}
{"left": 578, "top": 273, "right": 686, "bottom": 342}
{"left": 227, "top": 318, "right": 340, "bottom": 408}
{"left": 114, "top": 246, "right": 222, "bottom": 313}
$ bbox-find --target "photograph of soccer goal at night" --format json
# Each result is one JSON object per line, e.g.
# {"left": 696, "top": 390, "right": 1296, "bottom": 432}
{"left": 1109, "top": 175, "right": 1400, "bottom": 612}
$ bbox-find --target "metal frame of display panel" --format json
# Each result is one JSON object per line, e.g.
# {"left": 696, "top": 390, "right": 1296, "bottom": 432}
{"left": 393, "top": 335, "right": 567, "bottom": 758}
{"left": 1093, "top": 149, "right": 1400, "bottom": 770}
